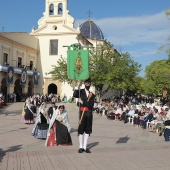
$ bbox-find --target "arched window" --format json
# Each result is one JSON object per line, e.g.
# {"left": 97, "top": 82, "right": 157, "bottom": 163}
{"left": 58, "top": 3, "right": 63, "bottom": 15}
{"left": 49, "top": 4, "right": 54, "bottom": 15}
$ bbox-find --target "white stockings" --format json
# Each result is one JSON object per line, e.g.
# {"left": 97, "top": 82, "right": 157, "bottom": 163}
{"left": 79, "top": 133, "right": 89, "bottom": 150}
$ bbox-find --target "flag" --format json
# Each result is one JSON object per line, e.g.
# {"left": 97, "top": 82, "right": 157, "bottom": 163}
{"left": 7, "top": 66, "right": 14, "bottom": 84}
{"left": 33, "top": 71, "right": 38, "bottom": 85}
{"left": 67, "top": 43, "right": 89, "bottom": 80}
{"left": 20, "top": 69, "right": 27, "bottom": 85}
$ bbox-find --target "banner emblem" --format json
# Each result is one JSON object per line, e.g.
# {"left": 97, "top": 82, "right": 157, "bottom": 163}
{"left": 67, "top": 43, "right": 89, "bottom": 80}
{"left": 20, "top": 69, "right": 27, "bottom": 85}
{"left": 33, "top": 72, "right": 38, "bottom": 85}
{"left": 7, "top": 66, "right": 14, "bottom": 84}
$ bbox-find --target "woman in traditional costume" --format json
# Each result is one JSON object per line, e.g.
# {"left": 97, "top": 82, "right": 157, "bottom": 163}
{"left": 32, "top": 102, "right": 49, "bottom": 139}
{"left": 45, "top": 105, "right": 72, "bottom": 147}
{"left": 22, "top": 98, "right": 34, "bottom": 124}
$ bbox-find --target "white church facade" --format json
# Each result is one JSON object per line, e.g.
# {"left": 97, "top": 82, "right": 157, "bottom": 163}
{"left": 0, "top": 0, "right": 116, "bottom": 100}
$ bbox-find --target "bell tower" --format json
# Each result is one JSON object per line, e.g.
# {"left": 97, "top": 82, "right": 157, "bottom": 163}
{"left": 30, "top": 0, "right": 93, "bottom": 99}
{"left": 45, "top": 0, "right": 68, "bottom": 17}
{"left": 35, "top": 0, "right": 74, "bottom": 30}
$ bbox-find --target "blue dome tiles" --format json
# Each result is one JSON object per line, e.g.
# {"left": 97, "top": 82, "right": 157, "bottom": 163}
{"left": 80, "top": 20, "right": 104, "bottom": 40}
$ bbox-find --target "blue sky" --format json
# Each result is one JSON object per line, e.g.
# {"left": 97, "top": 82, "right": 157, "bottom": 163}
{"left": 0, "top": 0, "right": 170, "bottom": 77}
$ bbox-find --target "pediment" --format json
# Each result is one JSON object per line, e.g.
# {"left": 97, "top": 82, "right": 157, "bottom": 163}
{"left": 30, "top": 21, "right": 80, "bottom": 36}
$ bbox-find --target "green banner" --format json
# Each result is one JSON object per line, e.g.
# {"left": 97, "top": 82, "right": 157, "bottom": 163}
{"left": 67, "top": 43, "right": 89, "bottom": 80}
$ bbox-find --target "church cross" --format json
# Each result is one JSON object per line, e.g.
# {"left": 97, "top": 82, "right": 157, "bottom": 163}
{"left": 87, "top": 10, "right": 93, "bottom": 19}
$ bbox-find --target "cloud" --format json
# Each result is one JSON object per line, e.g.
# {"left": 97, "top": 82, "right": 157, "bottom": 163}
{"left": 98, "top": 12, "right": 169, "bottom": 45}
{"left": 75, "top": 11, "right": 170, "bottom": 47}
{"left": 75, "top": 11, "right": 170, "bottom": 76}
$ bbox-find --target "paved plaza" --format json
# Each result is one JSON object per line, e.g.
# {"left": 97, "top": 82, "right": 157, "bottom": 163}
{"left": 1, "top": 102, "right": 170, "bottom": 170}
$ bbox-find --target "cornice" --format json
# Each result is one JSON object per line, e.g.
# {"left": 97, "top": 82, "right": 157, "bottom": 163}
{"left": 0, "top": 35, "right": 39, "bottom": 55}
{"left": 31, "top": 32, "right": 79, "bottom": 37}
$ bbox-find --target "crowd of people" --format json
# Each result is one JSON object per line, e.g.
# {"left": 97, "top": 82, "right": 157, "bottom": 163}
{"left": 21, "top": 95, "right": 72, "bottom": 146}
{"left": 94, "top": 95, "right": 170, "bottom": 142}
{"left": 2, "top": 85, "right": 170, "bottom": 152}
{"left": 0, "top": 92, "right": 61, "bottom": 104}
{"left": 20, "top": 78, "right": 95, "bottom": 153}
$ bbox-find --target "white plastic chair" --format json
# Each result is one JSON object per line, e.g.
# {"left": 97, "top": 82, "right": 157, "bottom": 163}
{"left": 128, "top": 117, "right": 134, "bottom": 124}
{"left": 146, "top": 120, "right": 151, "bottom": 128}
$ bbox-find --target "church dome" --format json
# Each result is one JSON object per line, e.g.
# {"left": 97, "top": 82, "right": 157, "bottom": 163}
{"left": 80, "top": 20, "right": 104, "bottom": 40}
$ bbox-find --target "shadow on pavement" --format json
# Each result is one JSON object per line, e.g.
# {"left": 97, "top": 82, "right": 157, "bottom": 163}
{"left": 0, "top": 145, "right": 22, "bottom": 163}
{"left": 116, "top": 135, "right": 130, "bottom": 144}
{"left": 19, "top": 127, "right": 28, "bottom": 130}
{"left": 70, "top": 128, "right": 78, "bottom": 133}
{"left": 0, "top": 148, "right": 4, "bottom": 163}
{"left": 0, "top": 128, "right": 28, "bottom": 135}
{"left": 0, "top": 103, "right": 23, "bottom": 115}
{"left": 0, "top": 109, "right": 22, "bottom": 116}
{"left": 87, "top": 142, "right": 99, "bottom": 149}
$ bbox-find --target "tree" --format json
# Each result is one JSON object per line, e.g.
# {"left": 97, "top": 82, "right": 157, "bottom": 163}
{"left": 90, "top": 43, "right": 141, "bottom": 99}
{"left": 143, "top": 60, "right": 170, "bottom": 96}
{"left": 159, "top": 8, "right": 170, "bottom": 57}
{"left": 49, "top": 41, "right": 141, "bottom": 100}
{"left": 48, "top": 56, "right": 74, "bottom": 85}
{"left": 127, "top": 76, "right": 146, "bottom": 95}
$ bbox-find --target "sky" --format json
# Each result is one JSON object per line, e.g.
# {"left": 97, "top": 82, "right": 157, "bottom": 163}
{"left": 0, "top": 0, "right": 170, "bottom": 77}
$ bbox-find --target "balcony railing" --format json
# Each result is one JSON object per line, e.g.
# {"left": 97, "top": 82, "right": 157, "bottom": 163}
{"left": 0, "top": 64, "right": 40, "bottom": 76}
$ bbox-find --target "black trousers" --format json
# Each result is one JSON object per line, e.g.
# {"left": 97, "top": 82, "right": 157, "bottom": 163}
{"left": 78, "top": 111, "right": 93, "bottom": 135}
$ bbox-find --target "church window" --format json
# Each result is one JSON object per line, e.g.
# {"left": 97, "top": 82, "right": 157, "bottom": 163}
{"left": 3, "top": 53, "right": 8, "bottom": 65}
{"left": 30, "top": 60, "right": 33, "bottom": 70}
{"left": 18, "top": 57, "right": 22, "bottom": 68}
{"left": 49, "top": 4, "right": 54, "bottom": 15}
{"left": 58, "top": 3, "right": 63, "bottom": 15}
{"left": 50, "top": 40, "right": 58, "bottom": 55}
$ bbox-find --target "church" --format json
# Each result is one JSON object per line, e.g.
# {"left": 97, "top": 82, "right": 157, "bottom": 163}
{"left": 0, "top": 0, "right": 106, "bottom": 100}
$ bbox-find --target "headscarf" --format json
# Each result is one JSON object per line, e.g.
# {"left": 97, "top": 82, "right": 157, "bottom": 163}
{"left": 32, "top": 102, "right": 49, "bottom": 135}
{"left": 49, "top": 105, "right": 70, "bottom": 132}
{"left": 37, "top": 102, "right": 49, "bottom": 123}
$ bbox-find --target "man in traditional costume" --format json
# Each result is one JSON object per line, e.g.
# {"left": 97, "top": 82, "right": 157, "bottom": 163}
{"left": 73, "top": 78, "right": 95, "bottom": 153}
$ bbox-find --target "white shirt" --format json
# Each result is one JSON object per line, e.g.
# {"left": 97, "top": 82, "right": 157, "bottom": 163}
{"left": 85, "top": 89, "right": 89, "bottom": 98}
{"left": 128, "top": 109, "right": 135, "bottom": 117}
{"left": 115, "top": 108, "right": 122, "bottom": 115}
{"left": 53, "top": 107, "right": 56, "bottom": 113}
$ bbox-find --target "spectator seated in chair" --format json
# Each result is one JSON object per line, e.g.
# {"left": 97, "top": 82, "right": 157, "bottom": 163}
{"left": 120, "top": 103, "right": 129, "bottom": 121}
{"left": 164, "top": 108, "right": 170, "bottom": 141}
{"left": 140, "top": 108, "right": 153, "bottom": 129}
{"left": 114, "top": 104, "right": 123, "bottom": 120}
{"left": 154, "top": 110, "right": 166, "bottom": 136}
{"left": 133, "top": 109, "right": 141, "bottom": 126}
{"left": 124, "top": 106, "right": 135, "bottom": 123}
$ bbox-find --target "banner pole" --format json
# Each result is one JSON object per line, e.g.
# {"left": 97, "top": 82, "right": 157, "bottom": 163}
{"left": 78, "top": 81, "right": 81, "bottom": 119}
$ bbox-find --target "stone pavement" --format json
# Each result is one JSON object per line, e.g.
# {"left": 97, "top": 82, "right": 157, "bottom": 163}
{"left": 1, "top": 102, "right": 170, "bottom": 170}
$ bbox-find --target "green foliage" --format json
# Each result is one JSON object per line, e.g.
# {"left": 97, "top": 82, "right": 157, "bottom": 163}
{"left": 48, "top": 41, "right": 141, "bottom": 98}
{"left": 89, "top": 42, "right": 141, "bottom": 97}
{"left": 158, "top": 8, "right": 170, "bottom": 57}
{"left": 129, "top": 76, "right": 145, "bottom": 94}
{"left": 144, "top": 60, "right": 170, "bottom": 95}
{"left": 48, "top": 56, "right": 73, "bottom": 85}
{"left": 165, "top": 8, "right": 170, "bottom": 16}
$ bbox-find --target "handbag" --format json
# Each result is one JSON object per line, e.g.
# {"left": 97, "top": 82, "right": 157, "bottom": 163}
{"left": 163, "top": 120, "right": 170, "bottom": 126}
